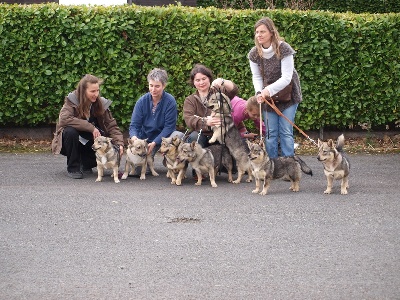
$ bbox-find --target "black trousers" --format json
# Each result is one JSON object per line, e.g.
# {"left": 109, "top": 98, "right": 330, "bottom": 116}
{"left": 60, "top": 126, "right": 97, "bottom": 173}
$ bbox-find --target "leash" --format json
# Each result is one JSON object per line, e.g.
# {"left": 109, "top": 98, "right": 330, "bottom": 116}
{"left": 260, "top": 96, "right": 318, "bottom": 147}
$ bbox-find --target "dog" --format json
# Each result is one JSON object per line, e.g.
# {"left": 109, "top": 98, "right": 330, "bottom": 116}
{"left": 222, "top": 115, "right": 253, "bottom": 184}
{"left": 91, "top": 136, "right": 121, "bottom": 183}
{"left": 207, "top": 91, "right": 232, "bottom": 144}
{"left": 247, "top": 140, "right": 313, "bottom": 195}
{"left": 317, "top": 134, "right": 350, "bottom": 195}
{"left": 206, "top": 91, "right": 253, "bottom": 184}
{"left": 159, "top": 135, "right": 188, "bottom": 185}
{"left": 207, "top": 144, "right": 234, "bottom": 183}
{"left": 121, "top": 137, "right": 159, "bottom": 180}
{"left": 176, "top": 141, "right": 218, "bottom": 187}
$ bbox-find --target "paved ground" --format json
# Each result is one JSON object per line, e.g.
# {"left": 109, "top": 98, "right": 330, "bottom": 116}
{"left": 0, "top": 152, "right": 399, "bottom": 299}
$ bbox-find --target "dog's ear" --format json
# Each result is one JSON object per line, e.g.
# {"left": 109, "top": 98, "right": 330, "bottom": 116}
{"left": 246, "top": 139, "right": 253, "bottom": 149}
{"left": 190, "top": 141, "right": 196, "bottom": 149}
{"left": 317, "top": 139, "right": 322, "bottom": 147}
{"left": 327, "top": 139, "right": 334, "bottom": 147}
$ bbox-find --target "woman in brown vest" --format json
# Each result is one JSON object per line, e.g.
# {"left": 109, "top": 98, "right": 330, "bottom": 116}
{"left": 248, "top": 17, "right": 302, "bottom": 158}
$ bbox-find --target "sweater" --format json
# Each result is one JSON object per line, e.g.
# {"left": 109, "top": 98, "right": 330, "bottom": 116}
{"left": 129, "top": 91, "right": 178, "bottom": 145}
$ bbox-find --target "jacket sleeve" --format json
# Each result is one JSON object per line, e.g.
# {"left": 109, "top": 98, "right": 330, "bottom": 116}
{"left": 58, "top": 99, "right": 95, "bottom": 133}
{"left": 183, "top": 95, "right": 208, "bottom": 132}
{"left": 103, "top": 109, "right": 124, "bottom": 147}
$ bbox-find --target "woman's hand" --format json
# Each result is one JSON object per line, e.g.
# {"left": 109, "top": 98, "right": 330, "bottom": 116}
{"left": 92, "top": 127, "right": 101, "bottom": 139}
{"left": 206, "top": 116, "right": 221, "bottom": 127}
{"left": 211, "top": 78, "right": 224, "bottom": 88}
{"left": 244, "top": 132, "right": 259, "bottom": 139}
{"left": 147, "top": 141, "right": 156, "bottom": 155}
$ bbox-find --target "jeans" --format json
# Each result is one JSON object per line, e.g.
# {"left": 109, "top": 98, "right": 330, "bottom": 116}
{"left": 186, "top": 131, "right": 211, "bottom": 148}
{"left": 263, "top": 103, "right": 298, "bottom": 158}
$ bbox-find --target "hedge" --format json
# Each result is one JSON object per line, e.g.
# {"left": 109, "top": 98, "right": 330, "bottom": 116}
{"left": 197, "top": 0, "right": 400, "bottom": 13}
{"left": 0, "top": 4, "right": 399, "bottom": 132}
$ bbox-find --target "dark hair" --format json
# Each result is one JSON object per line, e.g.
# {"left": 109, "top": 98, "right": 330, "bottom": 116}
{"left": 188, "top": 64, "right": 214, "bottom": 87}
{"left": 75, "top": 74, "right": 104, "bottom": 119}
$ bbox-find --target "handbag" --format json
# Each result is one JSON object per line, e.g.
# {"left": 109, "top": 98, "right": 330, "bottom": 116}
{"left": 261, "top": 61, "right": 293, "bottom": 103}
{"left": 269, "top": 81, "right": 293, "bottom": 103}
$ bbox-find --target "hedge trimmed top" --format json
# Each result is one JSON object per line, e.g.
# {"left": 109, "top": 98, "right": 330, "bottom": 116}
{"left": 0, "top": 4, "right": 399, "bottom": 131}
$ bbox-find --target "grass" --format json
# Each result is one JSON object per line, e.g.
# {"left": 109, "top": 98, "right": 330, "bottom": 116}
{"left": 0, "top": 135, "right": 399, "bottom": 154}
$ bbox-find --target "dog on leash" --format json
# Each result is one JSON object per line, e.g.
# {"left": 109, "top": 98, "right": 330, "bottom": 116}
{"left": 223, "top": 115, "right": 253, "bottom": 184}
{"left": 159, "top": 135, "right": 188, "bottom": 185}
{"left": 317, "top": 134, "right": 350, "bottom": 195}
{"left": 207, "top": 91, "right": 232, "bottom": 144}
{"left": 121, "top": 137, "right": 159, "bottom": 180}
{"left": 247, "top": 140, "right": 313, "bottom": 195}
{"left": 176, "top": 141, "right": 218, "bottom": 187}
{"left": 206, "top": 91, "right": 253, "bottom": 184}
{"left": 91, "top": 136, "right": 121, "bottom": 183}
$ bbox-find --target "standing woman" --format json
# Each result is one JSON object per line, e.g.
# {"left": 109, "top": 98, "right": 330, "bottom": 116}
{"left": 183, "top": 63, "right": 238, "bottom": 147}
{"left": 129, "top": 68, "right": 182, "bottom": 156}
{"left": 52, "top": 74, "right": 124, "bottom": 179}
{"left": 248, "top": 17, "right": 302, "bottom": 158}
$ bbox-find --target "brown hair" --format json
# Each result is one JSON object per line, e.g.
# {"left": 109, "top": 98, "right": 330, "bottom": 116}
{"left": 75, "top": 74, "right": 104, "bottom": 119}
{"left": 246, "top": 96, "right": 259, "bottom": 111}
{"left": 188, "top": 64, "right": 214, "bottom": 87}
{"left": 254, "top": 17, "right": 284, "bottom": 59}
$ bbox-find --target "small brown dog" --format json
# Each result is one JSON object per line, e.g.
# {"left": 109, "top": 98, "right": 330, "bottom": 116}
{"left": 121, "top": 137, "right": 159, "bottom": 180}
{"left": 159, "top": 135, "right": 188, "bottom": 185}
{"left": 317, "top": 134, "right": 350, "bottom": 195}
{"left": 176, "top": 141, "right": 217, "bottom": 187}
{"left": 91, "top": 136, "right": 121, "bottom": 183}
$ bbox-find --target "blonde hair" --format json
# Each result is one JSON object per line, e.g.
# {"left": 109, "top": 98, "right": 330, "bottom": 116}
{"left": 76, "top": 74, "right": 104, "bottom": 119}
{"left": 246, "top": 96, "right": 259, "bottom": 111}
{"left": 254, "top": 17, "right": 284, "bottom": 59}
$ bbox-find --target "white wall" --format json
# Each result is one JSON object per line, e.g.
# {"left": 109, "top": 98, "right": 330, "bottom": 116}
{"left": 59, "top": 0, "right": 126, "bottom": 5}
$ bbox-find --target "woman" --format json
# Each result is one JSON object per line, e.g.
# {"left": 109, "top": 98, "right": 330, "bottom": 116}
{"left": 183, "top": 64, "right": 238, "bottom": 147}
{"left": 129, "top": 68, "right": 182, "bottom": 156}
{"left": 52, "top": 74, "right": 124, "bottom": 179}
{"left": 248, "top": 17, "right": 302, "bottom": 158}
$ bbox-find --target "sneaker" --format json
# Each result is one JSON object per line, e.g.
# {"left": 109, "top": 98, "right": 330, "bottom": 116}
{"left": 67, "top": 171, "right": 83, "bottom": 179}
{"left": 82, "top": 168, "right": 93, "bottom": 175}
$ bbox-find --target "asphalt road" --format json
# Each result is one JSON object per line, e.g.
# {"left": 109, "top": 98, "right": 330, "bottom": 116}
{"left": 1, "top": 152, "right": 399, "bottom": 299}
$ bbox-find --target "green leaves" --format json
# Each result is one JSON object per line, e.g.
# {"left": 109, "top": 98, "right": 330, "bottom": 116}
{"left": 0, "top": 4, "right": 398, "bottom": 131}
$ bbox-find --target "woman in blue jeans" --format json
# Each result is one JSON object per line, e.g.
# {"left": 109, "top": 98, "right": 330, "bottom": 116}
{"left": 248, "top": 17, "right": 302, "bottom": 158}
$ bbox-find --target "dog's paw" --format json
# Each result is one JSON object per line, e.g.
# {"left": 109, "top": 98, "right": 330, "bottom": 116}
{"left": 140, "top": 175, "right": 146, "bottom": 180}
{"left": 252, "top": 189, "right": 259, "bottom": 194}
{"left": 324, "top": 189, "right": 332, "bottom": 194}
{"left": 121, "top": 173, "right": 128, "bottom": 180}
{"left": 151, "top": 171, "right": 159, "bottom": 177}
{"left": 341, "top": 189, "right": 348, "bottom": 195}
{"left": 114, "top": 179, "right": 120, "bottom": 183}
{"left": 95, "top": 177, "right": 102, "bottom": 182}
{"left": 232, "top": 179, "right": 240, "bottom": 184}
{"left": 259, "top": 190, "right": 267, "bottom": 195}
{"left": 211, "top": 182, "right": 218, "bottom": 188}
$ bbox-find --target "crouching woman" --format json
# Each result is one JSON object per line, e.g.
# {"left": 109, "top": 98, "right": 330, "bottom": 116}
{"left": 52, "top": 74, "right": 124, "bottom": 179}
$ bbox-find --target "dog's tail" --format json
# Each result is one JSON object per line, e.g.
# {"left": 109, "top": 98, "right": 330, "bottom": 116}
{"left": 294, "top": 156, "right": 313, "bottom": 176}
{"left": 336, "top": 134, "right": 345, "bottom": 152}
